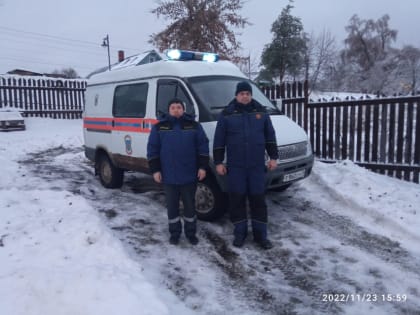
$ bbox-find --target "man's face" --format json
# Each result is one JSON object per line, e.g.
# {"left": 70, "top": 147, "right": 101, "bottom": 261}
{"left": 235, "top": 91, "right": 252, "bottom": 105}
{"left": 168, "top": 103, "right": 184, "bottom": 118}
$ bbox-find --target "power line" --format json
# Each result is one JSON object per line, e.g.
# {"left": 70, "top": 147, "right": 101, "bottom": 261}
{"left": 0, "top": 25, "right": 100, "bottom": 47}
{"left": 0, "top": 26, "right": 151, "bottom": 76}
{"left": 0, "top": 25, "right": 144, "bottom": 51}
{"left": 0, "top": 35, "right": 106, "bottom": 57}
{"left": 0, "top": 56, "right": 101, "bottom": 71}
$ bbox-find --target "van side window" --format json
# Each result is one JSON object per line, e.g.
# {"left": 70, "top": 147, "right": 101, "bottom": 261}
{"left": 113, "top": 83, "right": 148, "bottom": 117}
{"left": 156, "top": 80, "right": 194, "bottom": 116}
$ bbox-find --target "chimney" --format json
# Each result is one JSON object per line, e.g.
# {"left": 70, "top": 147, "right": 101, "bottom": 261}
{"left": 118, "top": 50, "right": 125, "bottom": 62}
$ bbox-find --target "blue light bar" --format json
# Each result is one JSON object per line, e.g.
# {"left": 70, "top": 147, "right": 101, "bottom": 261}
{"left": 166, "top": 49, "right": 219, "bottom": 62}
{"left": 202, "top": 53, "right": 219, "bottom": 62}
{"left": 167, "top": 49, "right": 181, "bottom": 60}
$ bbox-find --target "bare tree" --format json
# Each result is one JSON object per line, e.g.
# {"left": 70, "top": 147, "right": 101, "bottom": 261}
{"left": 149, "top": 0, "right": 249, "bottom": 59}
{"left": 343, "top": 14, "right": 397, "bottom": 71}
{"left": 235, "top": 53, "right": 260, "bottom": 79}
{"left": 397, "top": 45, "right": 420, "bottom": 94}
{"left": 51, "top": 67, "right": 79, "bottom": 79}
{"left": 304, "top": 29, "right": 337, "bottom": 92}
{"left": 339, "top": 14, "right": 398, "bottom": 93}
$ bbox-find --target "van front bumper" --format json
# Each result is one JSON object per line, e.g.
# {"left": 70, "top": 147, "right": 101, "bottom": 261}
{"left": 212, "top": 154, "right": 314, "bottom": 192}
{"left": 265, "top": 154, "right": 314, "bottom": 189}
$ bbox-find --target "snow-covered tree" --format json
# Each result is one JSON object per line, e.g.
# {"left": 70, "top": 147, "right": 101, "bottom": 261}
{"left": 149, "top": 0, "right": 249, "bottom": 59}
{"left": 397, "top": 45, "right": 420, "bottom": 95}
{"left": 339, "top": 14, "right": 398, "bottom": 93}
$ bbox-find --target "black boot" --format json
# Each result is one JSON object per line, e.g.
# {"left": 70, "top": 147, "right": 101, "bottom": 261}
{"left": 249, "top": 194, "right": 272, "bottom": 249}
{"left": 229, "top": 192, "right": 248, "bottom": 248}
{"left": 232, "top": 220, "right": 248, "bottom": 247}
{"left": 255, "top": 238, "right": 273, "bottom": 250}
{"left": 187, "top": 235, "right": 199, "bottom": 245}
{"left": 252, "top": 220, "right": 273, "bottom": 249}
{"left": 169, "top": 235, "right": 180, "bottom": 245}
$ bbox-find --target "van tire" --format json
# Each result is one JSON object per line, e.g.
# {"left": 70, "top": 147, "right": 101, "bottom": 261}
{"left": 96, "top": 154, "right": 124, "bottom": 188}
{"left": 195, "top": 176, "right": 227, "bottom": 221}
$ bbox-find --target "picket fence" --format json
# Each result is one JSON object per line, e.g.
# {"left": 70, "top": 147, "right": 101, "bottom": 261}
{"left": 0, "top": 76, "right": 86, "bottom": 119}
{"left": 1, "top": 75, "right": 419, "bottom": 183}
{"left": 261, "top": 82, "right": 420, "bottom": 184}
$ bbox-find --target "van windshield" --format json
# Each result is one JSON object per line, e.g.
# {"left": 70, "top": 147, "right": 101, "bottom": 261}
{"left": 187, "top": 76, "right": 279, "bottom": 122}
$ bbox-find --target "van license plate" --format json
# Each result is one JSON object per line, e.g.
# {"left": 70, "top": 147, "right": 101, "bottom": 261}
{"left": 283, "top": 170, "right": 305, "bottom": 182}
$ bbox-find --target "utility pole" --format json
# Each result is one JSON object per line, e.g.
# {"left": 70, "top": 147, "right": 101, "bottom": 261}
{"left": 101, "top": 34, "right": 111, "bottom": 71}
{"left": 247, "top": 53, "right": 251, "bottom": 79}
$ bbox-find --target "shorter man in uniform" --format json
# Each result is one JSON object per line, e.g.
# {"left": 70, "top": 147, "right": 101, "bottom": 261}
{"left": 147, "top": 98, "right": 209, "bottom": 245}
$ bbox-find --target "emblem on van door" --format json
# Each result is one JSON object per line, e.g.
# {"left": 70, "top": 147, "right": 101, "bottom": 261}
{"left": 124, "top": 135, "right": 133, "bottom": 155}
{"left": 94, "top": 94, "right": 99, "bottom": 106}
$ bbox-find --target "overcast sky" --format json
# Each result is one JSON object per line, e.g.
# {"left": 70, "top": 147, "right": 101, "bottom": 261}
{"left": 0, "top": 0, "right": 419, "bottom": 78}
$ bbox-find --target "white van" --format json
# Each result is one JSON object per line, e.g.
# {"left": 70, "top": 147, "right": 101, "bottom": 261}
{"left": 83, "top": 49, "right": 314, "bottom": 221}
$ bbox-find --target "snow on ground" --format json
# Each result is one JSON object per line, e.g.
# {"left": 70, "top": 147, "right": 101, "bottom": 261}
{"left": 1, "top": 118, "right": 420, "bottom": 315}
{"left": 0, "top": 119, "right": 180, "bottom": 315}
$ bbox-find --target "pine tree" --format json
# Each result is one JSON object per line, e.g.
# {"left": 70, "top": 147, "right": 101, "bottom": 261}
{"left": 260, "top": 1, "right": 306, "bottom": 84}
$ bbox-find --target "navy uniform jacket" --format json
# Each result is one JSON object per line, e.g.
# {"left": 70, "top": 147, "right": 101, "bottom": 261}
{"left": 213, "top": 99, "right": 279, "bottom": 169}
{"left": 147, "top": 113, "right": 209, "bottom": 185}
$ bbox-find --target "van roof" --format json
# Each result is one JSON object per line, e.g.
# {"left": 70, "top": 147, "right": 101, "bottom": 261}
{"left": 88, "top": 59, "right": 246, "bottom": 86}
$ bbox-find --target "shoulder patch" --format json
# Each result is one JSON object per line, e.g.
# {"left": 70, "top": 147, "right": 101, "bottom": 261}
{"left": 181, "top": 120, "right": 198, "bottom": 130}
{"left": 157, "top": 121, "right": 173, "bottom": 131}
{"left": 222, "top": 108, "right": 235, "bottom": 116}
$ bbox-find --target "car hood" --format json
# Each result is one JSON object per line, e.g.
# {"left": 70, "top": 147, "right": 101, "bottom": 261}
{"left": 0, "top": 109, "right": 24, "bottom": 121}
{"left": 269, "top": 115, "right": 308, "bottom": 145}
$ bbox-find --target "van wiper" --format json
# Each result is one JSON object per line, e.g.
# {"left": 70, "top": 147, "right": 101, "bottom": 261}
{"left": 210, "top": 106, "right": 227, "bottom": 109}
{"left": 266, "top": 107, "right": 282, "bottom": 115}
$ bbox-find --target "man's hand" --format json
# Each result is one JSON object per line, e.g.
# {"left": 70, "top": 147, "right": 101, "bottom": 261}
{"left": 267, "top": 159, "right": 277, "bottom": 171}
{"left": 216, "top": 164, "right": 227, "bottom": 176}
{"left": 153, "top": 171, "right": 162, "bottom": 183}
{"left": 197, "top": 169, "right": 206, "bottom": 181}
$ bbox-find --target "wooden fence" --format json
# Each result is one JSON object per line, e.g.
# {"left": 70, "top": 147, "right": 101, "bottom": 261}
{"left": 0, "top": 76, "right": 86, "bottom": 119}
{"left": 261, "top": 82, "right": 420, "bottom": 184}
{"left": 2, "top": 76, "right": 419, "bottom": 183}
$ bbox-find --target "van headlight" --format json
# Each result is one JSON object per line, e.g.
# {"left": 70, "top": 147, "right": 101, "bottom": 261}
{"left": 306, "top": 139, "right": 313, "bottom": 156}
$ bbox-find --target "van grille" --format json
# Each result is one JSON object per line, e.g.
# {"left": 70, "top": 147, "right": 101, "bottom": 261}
{"left": 277, "top": 141, "right": 308, "bottom": 161}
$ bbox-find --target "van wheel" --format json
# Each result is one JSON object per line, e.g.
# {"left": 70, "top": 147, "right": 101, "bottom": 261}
{"left": 96, "top": 154, "right": 124, "bottom": 188}
{"left": 195, "top": 176, "right": 227, "bottom": 221}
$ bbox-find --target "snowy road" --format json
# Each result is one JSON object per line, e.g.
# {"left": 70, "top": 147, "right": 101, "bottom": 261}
{"left": 21, "top": 145, "right": 420, "bottom": 315}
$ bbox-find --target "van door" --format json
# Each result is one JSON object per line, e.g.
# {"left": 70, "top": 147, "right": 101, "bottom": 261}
{"left": 111, "top": 82, "right": 150, "bottom": 170}
{"left": 156, "top": 79, "right": 196, "bottom": 117}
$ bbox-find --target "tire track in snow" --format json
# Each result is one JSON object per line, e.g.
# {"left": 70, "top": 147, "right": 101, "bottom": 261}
{"left": 20, "top": 146, "right": 420, "bottom": 315}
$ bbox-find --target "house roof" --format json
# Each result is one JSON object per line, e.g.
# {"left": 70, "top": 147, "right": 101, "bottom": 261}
{"left": 86, "top": 50, "right": 163, "bottom": 78}
{"left": 7, "top": 69, "right": 44, "bottom": 76}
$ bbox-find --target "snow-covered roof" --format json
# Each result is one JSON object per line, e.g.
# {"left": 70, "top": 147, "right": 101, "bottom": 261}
{"left": 86, "top": 50, "right": 163, "bottom": 79}
{"left": 110, "top": 50, "right": 163, "bottom": 70}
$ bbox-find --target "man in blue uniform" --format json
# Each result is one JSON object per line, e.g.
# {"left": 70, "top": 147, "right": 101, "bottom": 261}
{"left": 147, "top": 98, "right": 209, "bottom": 245}
{"left": 213, "top": 81, "right": 278, "bottom": 249}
